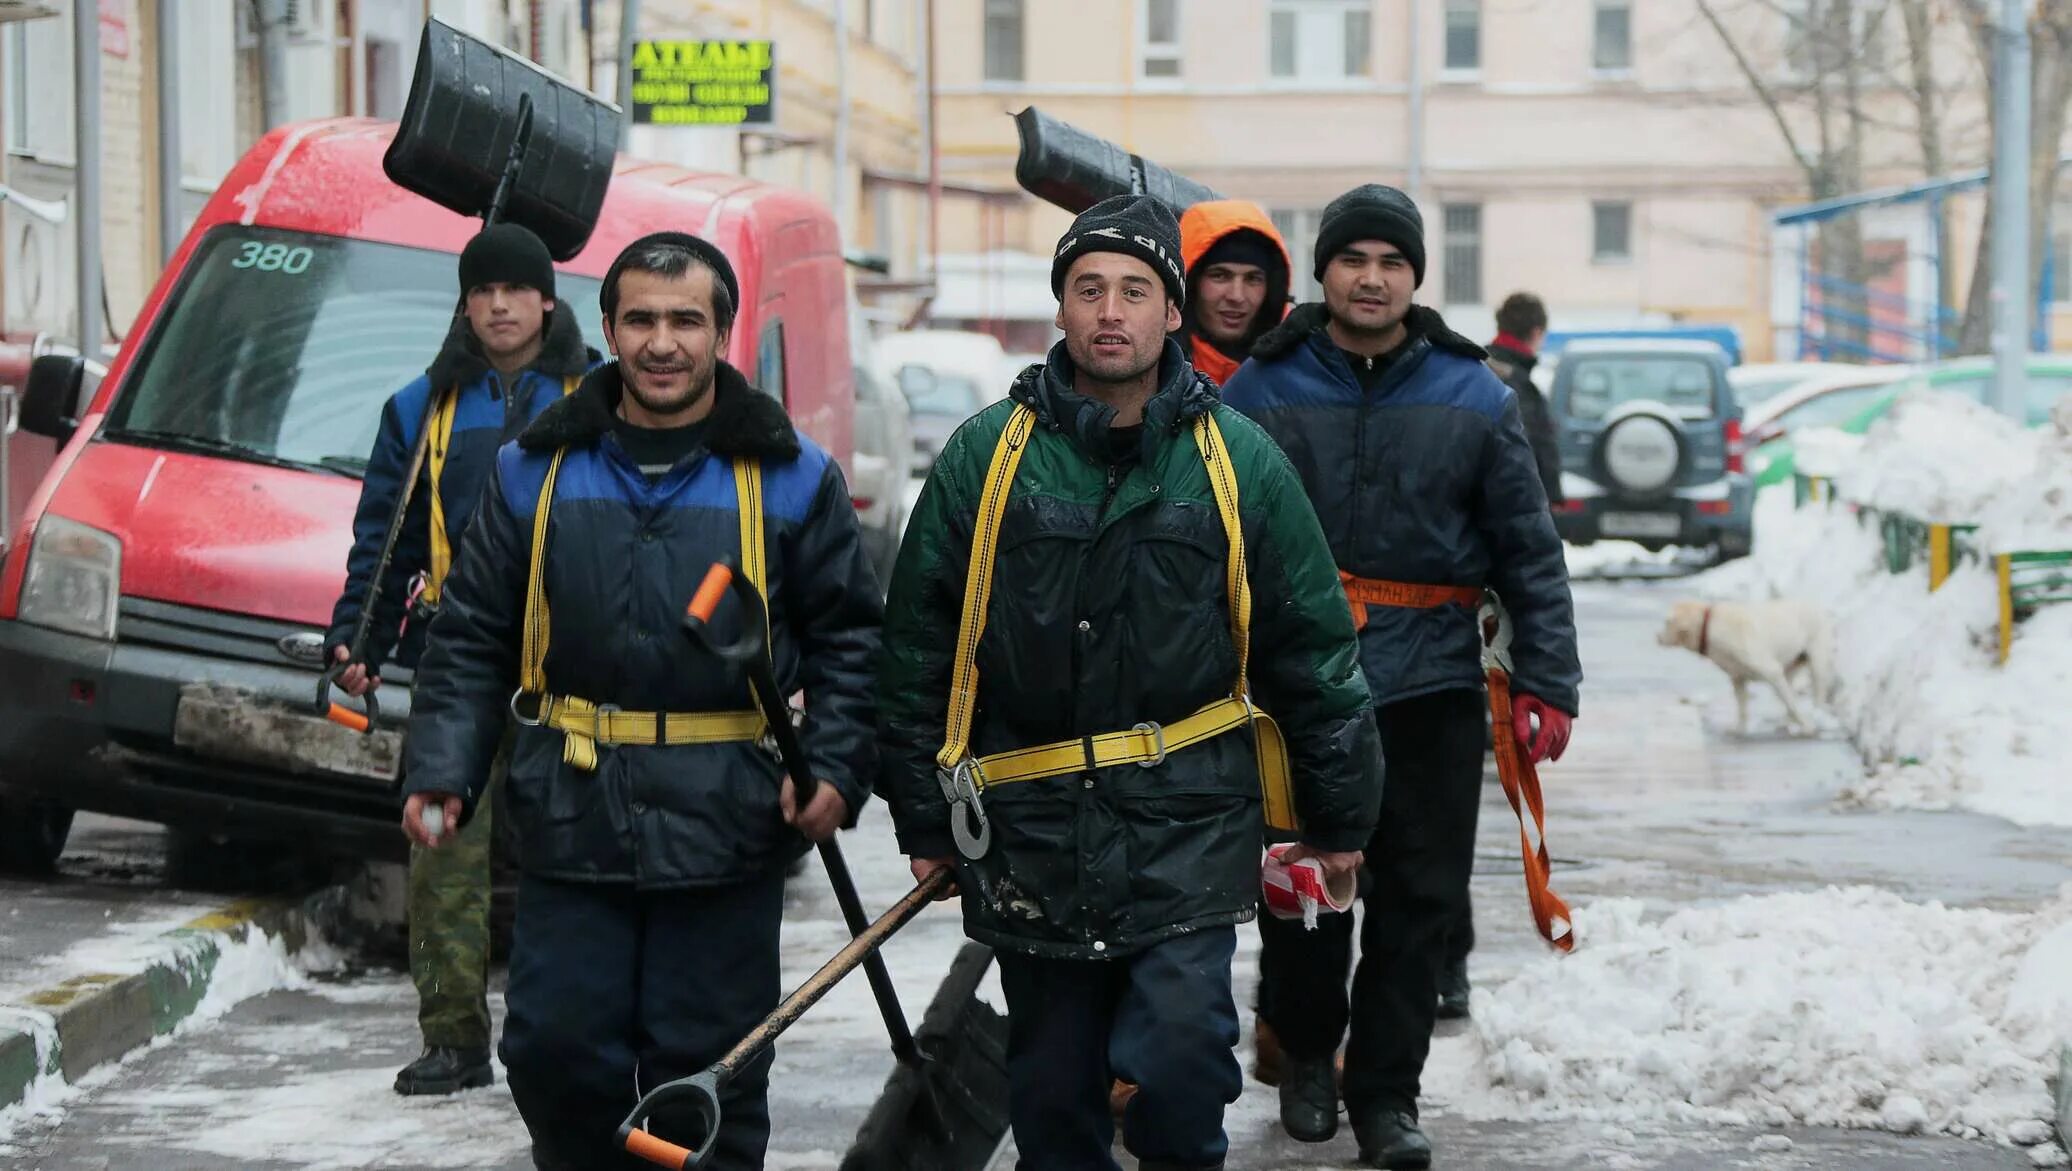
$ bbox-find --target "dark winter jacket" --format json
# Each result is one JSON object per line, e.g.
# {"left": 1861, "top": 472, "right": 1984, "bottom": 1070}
{"left": 1221, "top": 304, "right": 1581, "bottom": 715}
{"left": 325, "top": 308, "right": 596, "bottom": 672}
{"left": 403, "top": 361, "right": 883, "bottom": 888}
{"left": 1486, "top": 339, "right": 1564, "bottom": 505}
{"left": 877, "top": 338, "right": 1383, "bottom": 961}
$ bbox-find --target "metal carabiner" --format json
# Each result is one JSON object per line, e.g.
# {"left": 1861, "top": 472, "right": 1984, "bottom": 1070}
{"left": 509, "top": 689, "right": 545, "bottom": 728}
{"left": 1479, "top": 592, "right": 1516, "bottom": 676}
{"left": 937, "top": 759, "right": 992, "bottom": 860}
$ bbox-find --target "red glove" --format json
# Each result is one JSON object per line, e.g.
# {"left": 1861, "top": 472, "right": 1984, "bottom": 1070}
{"left": 1511, "top": 693, "right": 1572, "bottom": 764}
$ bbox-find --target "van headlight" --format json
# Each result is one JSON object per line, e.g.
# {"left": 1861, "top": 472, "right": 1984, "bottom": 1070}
{"left": 19, "top": 516, "right": 121, "bottom": 640}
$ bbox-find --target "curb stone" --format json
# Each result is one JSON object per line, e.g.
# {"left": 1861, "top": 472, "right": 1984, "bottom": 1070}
{"left": 0, "top": 895, "right": 318, "bottom": 1118}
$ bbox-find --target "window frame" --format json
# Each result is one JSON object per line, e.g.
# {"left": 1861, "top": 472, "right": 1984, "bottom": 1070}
{"left": 757, "top": 319, "right": 789, "bottom": 406}
{"left": 1591, "top": 0, "right": 1633, "bottom": 75}
{"left": 1592, "top": 200, "right": 1633, "bottom": 265}
{"left": 982, "top": 0, "right": 1025, "bottom": 84}
{"left": 1441, "top": 202, "right": 1483, "bottom": 307}
{"left": 1138, "top": 0, "right": 1183, "bottom": 83}
{"left": 1441, "top": 0, "right": 1481, "bottom": 78}
{"left": 1266, "top": 0, "right": 1373, "bottom": 86}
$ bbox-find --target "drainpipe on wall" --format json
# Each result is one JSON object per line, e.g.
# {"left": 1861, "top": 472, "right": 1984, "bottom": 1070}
{"left": 1405, "top": 0, "right": 1424, "bottom": 205}
{"left": 834, "top": 0, "right": 849, "bottom": 241}
{"left": 75, "top": 0, "right": 103, "bottom": 356}
{"left": 255, "top": 0, "right": 290, "bottom": 131}
{"left": 616, "top": 0, "right": 639, "bottom": 149}
{"left": 157, "top": 0, "right": 182, "bottom": 266}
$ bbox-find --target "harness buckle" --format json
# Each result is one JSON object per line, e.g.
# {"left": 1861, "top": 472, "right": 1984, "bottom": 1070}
{"left": 1132, "top": 721, "right": 1167, "bottom": 768}
{"left": 594, "top": 703, "right": 622, "bottom": 745}
{"left": 937, "top": 759, "right": 991, "bottom": 860}
{"left": 509, "top": 689, "right": 545, "bottom": 728}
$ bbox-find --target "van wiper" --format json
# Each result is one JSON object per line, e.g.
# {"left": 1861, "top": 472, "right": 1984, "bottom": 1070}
{"left": 316, "top": 454, "right": 369, "bottom": 478}
{"left": 103, "top": 428, "right": 355, "bottom": 478}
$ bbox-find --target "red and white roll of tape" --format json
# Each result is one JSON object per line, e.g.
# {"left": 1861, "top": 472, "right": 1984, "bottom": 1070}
{"left": 1261, "top": 843, "right": 1356, "bottom": 929}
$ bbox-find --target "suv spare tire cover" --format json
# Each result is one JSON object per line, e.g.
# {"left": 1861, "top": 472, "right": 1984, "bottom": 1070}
{"left": 1597, "top": 409, "right": 1684, "bottom": 495}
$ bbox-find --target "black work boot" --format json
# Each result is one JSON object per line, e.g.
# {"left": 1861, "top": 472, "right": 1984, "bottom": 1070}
{"left": 393, "top": 1045, "right": 493, "bottom": 1095}
{"left": 1137, "top": 1162, "right": 1224, "bottom": 1171}
{"left": 1277, "top": 1054, "right": 1339, "bottom": 1142}
{"left": 1436, "top": 955, "right": 1471, "bottom": 1020}
{"left": 1353, "top": 1107, "right": 1432, "bottom": 1169}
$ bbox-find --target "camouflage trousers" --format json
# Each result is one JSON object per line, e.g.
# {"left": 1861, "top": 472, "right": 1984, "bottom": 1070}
{"left": 408, "top": 736, "right": 508, "bottom": 1050}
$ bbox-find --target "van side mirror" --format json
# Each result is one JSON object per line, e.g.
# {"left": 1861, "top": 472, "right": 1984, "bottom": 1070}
{"left": 20, "top": 354, "right": 83, "bottom": 445}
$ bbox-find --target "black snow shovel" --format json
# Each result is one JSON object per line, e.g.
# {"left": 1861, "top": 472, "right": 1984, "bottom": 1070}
{"left": 617, "top": 562, "right": 1008, "bottom": 1169}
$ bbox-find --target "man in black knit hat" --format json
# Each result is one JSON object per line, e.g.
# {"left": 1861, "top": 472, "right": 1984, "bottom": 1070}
{"left": 1222, "top": 185, "right": 1581, "bottom": 1168}
{"left": 880, "top": 193, "right": 1381, "bottom": 1171}
{"left": 327, "top": 221, "right": 593, "bottom": 1098}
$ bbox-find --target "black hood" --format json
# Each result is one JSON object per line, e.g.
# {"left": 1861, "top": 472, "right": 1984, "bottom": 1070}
{"left": 1179, "top": 229, "right": 1292, "bottom": 363}
{"left": 1251, "top": 302, "right": 1487, "bottom": 364}
{"left": 425, "top": 305, "right": 596, "bottom": 392}
{"left": 1009, "top": 336, "right": 1217, "bottom": 463}
{"left": 519, "top": 359, "right": 802, "bottom": 461}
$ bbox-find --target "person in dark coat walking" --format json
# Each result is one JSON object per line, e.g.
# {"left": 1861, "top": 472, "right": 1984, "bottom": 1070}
{"left": 1221, "top": 184, "right": 1582, "bottom": 1169}
{"left": 878, "top": 194, "right": 1384, "bottom": 1171}
{"left": 401, "top": 232, "right": 882, "bottom": 1170}
{"left": 325, "top": 222, "right": 594, "bottom": 1097}
{"left": 1486, "top": 291, "right": 1564, "bottom": 505}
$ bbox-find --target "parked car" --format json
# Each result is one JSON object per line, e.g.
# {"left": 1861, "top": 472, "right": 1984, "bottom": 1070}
{"left": 1548, "top": 339, "right": 1754, "bottom": 557}
{"left": 0, "top": 117, "right": 863, "bottom": 874}
{"left": 1728, "top": 360, "right": 1872, "bottom": 411}
{"left": 1750, "top": 354, "right": 2072, "bottom": 489}
{"left": 1743, "top": 367, "right": 1912, "bottom": 488}
{"left": 850, "top": 362, "right": 913, "bottom": 585}
{"left": 872, "top": 329, "right": 1006, "bottom": 472}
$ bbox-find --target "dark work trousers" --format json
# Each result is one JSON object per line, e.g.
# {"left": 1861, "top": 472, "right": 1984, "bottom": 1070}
{"left": 996, "top": 926, "right": 1243, "bottom": 1170}
{"left": 1256, "top": 688, "right": 1487, "bottom": 1117}
{"left": 502, "top": 870, "right": 784, "bottom": 1171}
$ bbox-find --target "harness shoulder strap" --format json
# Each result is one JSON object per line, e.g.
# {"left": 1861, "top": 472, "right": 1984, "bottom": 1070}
{"left": 517, "top": 449, "right": 569, "bottom": 698}
{"left": 1192, "top": 411, "right": 1250, "bottom": 697}
{"left": 422, "top": 387, "right": 460, "bottom": 604}
{"left": 937, "top": 406, "right": 1036, "bottom": 771}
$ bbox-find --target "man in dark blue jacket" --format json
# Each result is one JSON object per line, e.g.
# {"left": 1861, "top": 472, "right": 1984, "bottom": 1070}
{"left": 402, "top": 232, "right": 882, "bottom": 1170}
{"left": 1221, "top": 184, "right": 1581, "bottom": 1169}
{"left": 325, "top": 222, "right": 592, "bottom": 1097}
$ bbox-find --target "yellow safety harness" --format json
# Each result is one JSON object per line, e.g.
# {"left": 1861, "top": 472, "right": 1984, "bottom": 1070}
{"left": 509, "top": 450, "right": 770, "bottom": 772}
{"left": 934, "top": 404, "right": 1298, "bottom": 858}
{"left": 424, "top": 375, "right": 581, "bottom": 607}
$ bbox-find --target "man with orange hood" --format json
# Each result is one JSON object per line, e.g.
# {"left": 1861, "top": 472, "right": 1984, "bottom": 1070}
{"left": 1175, "top": 200, "right": 1291, "bottom": 386}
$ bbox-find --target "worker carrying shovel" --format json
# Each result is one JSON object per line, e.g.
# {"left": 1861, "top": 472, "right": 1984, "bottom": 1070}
{"left": 876, "top": 195, "right": 1385, "bottom": 1171}
{"left": 401, "top": 232, "right": 883, "bottom": 1170}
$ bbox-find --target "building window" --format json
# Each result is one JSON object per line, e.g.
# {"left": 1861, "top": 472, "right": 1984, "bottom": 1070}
{"left": 1140, "top": 0, "right": 1181, "bottom": 80}
{"left": 984, "top": 0, "right": 1024, "bottom": 83}
{"left": 5, "top": 19, "right": 76, "bottom": 161}
{"left": 1442, "top": 203, "right": 1482, "bottom": 306}
{"left": 1593, "top": 1, "right": 1632, "bottom": 72}
{"left": 1269, "top": 1, "right": 1372, "bottom": 82}
{"left": 1443, "top": 0, "right": 1480, "bottom": 73}
{"left": 1270, "top": 208, "right": 1324, "bottom": 302}
{"left": 1593, "top": 201, "right": 1632, "bottom": 263}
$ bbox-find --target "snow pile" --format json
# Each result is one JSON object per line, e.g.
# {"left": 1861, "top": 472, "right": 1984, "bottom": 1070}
{"left": 1978, "top": 399, "right": 2072, "bottom": 554}
{"left": 1432, "top": 887, "right": 2072, "bottom": 1150}
{"left": 1836, "top": 390, "right": 2039, "bottom": 523}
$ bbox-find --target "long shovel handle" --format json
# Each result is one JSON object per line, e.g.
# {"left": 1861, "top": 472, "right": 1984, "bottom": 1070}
{"left": 683, "top": 561, "right": 925, "bottom": 1067}
{"left": 617, "top": 872, "right": 951, "bottom": 1167}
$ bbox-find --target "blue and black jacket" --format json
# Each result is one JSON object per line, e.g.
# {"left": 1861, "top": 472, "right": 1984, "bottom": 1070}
{"left": 404, "top": 361, "right": 884, "bottom": 887}
{"left": 1221, "top": 304, "right": 1581, "bottom": 714}
{"left": 325, "top": 308, "right": 596, "bottom": 673}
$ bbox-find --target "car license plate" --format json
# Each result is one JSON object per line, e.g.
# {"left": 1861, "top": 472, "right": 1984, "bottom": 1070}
{"left": 1599, "top": 511, "right": 1682, "bottom": 539}
{"left": 173, "top": 684, "right": 402, "bottom": 784}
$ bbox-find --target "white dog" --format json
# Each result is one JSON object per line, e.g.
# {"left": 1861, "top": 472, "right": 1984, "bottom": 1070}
{"left": 1657, "top": 599, "right": 1833, "bottom": 735}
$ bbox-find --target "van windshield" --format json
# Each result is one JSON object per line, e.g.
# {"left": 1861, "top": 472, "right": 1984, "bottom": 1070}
{"left": 1563, "top": 356, "right": 1720, "bottom": 422}
{"left": 105, "top": 226, "right": 604, "bottom": 476}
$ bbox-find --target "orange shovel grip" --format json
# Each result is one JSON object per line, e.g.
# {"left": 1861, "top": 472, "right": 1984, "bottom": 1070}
{"left": 686, "top": 563, "right": 734, "bottom": 623}
{"left": 326, "top": 703, "right": 371, "bottom": 734}
{"left": 624, "top": 1129, "right": 694, "bottom": 1169}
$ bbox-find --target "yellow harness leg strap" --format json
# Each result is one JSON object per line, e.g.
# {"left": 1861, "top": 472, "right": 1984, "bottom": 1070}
{"left": 938, "top": 406, "right": 1299, "bottom": 832}
{"left": 426, "top": 375, "right": 579, "bottom": 606}
{"left": 514, "top": 447, "right": 767, "bottom": 771}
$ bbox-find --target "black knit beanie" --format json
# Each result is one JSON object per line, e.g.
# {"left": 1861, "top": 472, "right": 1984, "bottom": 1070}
{"left": 458, "top": 222, "right": 557, "bottom": 299}
{"left": 1051, "top": 194, "right": 1187, "bottom": 307}
{"left": 1313, "top": 184, "right": 1427, "bottom": 288}
{"left": 1197, "top": 229, "right": 1282, "bottom": 277}
{"left": 600, "top": 231, "right": 742, "bottom": 323}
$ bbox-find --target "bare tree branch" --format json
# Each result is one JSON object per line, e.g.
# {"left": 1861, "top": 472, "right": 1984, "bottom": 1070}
{"left": 1696, "top": 0, "right": 1820, "bottom": 180}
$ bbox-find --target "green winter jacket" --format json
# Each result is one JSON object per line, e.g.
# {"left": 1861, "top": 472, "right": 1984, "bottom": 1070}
{"left": 877, "top": 339, "right": 1384, "bottom": 961}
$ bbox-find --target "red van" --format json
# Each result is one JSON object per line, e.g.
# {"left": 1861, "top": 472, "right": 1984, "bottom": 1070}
{"left": 0, "top": 116, "right": 857, "bottom": 872}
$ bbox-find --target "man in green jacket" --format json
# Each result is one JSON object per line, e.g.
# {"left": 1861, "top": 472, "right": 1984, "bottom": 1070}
{"left": 877, "top": 194, "right": 1386, "bottom": 1171}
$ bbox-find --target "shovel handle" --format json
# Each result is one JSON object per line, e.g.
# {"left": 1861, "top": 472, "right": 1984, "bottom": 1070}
{"left": 619, "top": 1069, "right": 724, "bottom": 1169}
{"left": 314, "top": 664, "right": 379, "bottom": 734}
{"left": 686, "top": 563, "right": 734, "bottom": 623}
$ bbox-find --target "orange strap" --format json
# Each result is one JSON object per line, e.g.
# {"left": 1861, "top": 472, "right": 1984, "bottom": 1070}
{"left": 1484, "top": 666, "right": 1574, "bottom": 952}
{"left": 1340, "top": 572, "right": 1485, "bottom": 632}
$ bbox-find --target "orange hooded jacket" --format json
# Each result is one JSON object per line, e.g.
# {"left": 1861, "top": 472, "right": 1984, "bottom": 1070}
{"left": 1177, "top": 200, "right": 1293, "bottom": 386}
